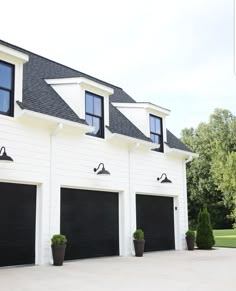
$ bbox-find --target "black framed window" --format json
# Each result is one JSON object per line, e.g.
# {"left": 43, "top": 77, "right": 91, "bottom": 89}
{"left": 0, "top": 61, "right": 14, "bottom": 117}
{"left": 150, "top": 114, "right": 163, "bottom": 152}
{"left": 85, "top": 91, "right": 104, "bottom": 138}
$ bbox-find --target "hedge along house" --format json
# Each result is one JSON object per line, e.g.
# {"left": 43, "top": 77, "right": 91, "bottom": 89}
{"left": 0, "top": 40, "right": 196, "bottom": 267}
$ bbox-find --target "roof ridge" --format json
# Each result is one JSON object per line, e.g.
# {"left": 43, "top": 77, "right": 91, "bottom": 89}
{"left": 0, "top": 39, "right": 122, "bottom": 90}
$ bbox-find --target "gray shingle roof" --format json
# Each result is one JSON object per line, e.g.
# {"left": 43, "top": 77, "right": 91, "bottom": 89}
{"left": 166, "top": 130, "right": 192, "bottom": 152}
{"left": 0, "top": 39, "right": 192, "bottom": 152}
{"left": 107, "top": 105, "right": 151, "bottom": 142}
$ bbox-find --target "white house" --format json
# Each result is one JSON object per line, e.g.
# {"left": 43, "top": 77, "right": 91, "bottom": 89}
{"left": 0, "top": 40, "right": 195, "bottom": 267}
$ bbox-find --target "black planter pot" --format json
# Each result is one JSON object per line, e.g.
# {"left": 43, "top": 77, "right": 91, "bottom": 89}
{"left": 186, "top": 236, "right": 195, "bottom": 250}
{"left": 133, "top": 240, "right": 145, "bottom": 257}
{"left": 51, "top": 244, "right": 66, "bottom": 266}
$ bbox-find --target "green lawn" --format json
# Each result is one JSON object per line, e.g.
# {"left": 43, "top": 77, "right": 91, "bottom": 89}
{"left": 213, "top": 229, "right": 236, "bottom": 248}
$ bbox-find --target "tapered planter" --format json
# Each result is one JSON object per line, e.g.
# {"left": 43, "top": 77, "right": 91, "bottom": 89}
{"left": 186, "top": 236, "right": 195, "bottom": 250}
{"left": 51, "top": 244, "right": 66, "bottom": 266}
{"left": 185, "top": 230, "right": 195, "bottom": 251}
{"left": 133, "top": 240, "right": 145, "bottom": 257}
{"left": 51, "top": 234, "right": 67, "bottom": 266}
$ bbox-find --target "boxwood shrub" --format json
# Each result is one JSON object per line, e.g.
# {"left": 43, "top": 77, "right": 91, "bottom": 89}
{"left": 133, "top": 229, "right": 144, "bottom": 240}
{"left": 51, "top": 234, "right": 67, "bottom": 245}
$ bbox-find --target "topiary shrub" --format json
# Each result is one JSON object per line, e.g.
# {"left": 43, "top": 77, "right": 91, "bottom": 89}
{"left": 51, "top": 234, "right": 67, "bottom": 245}
{"left": 196, "top": 208, "right": 215, "bottom": 249}
{"left": 133, "top": 229, "right": 144, "bottom": 240}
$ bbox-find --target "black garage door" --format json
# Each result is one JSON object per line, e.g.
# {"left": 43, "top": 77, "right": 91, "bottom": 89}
{"left": 136, "top": 194, "right": 175, "bottom": 251}
{"left": 61, "top": 188, "right": 119, "bottom": 260}
{"left": 0, "top": 182, "right": 36, "bottom": 267}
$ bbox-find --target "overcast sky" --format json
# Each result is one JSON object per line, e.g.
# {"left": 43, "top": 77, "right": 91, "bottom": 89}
{"left": 1, "top": 0, "right": 235, "bottom": 136}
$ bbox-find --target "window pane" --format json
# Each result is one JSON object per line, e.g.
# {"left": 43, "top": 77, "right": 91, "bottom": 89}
{"left": 154, "top": 135, "right": 161, "bottom": 144}
{"left": 0, "top": 90, "right": 10, "bottom": 113}
{"left": 93, "top": 116, "right": 101, "bottom": 136}
{"left": 94, "top": 96, "right": 102, "bottom": 116}
{"left": 150, "top": 133, "right": 161, "bottom": 145}
{"left": 150, "top": 116, "right": 155, "bottom": 132}
{"left": 85, "top": 93, "right": 93, "bottom": 114}
{"left": 85, "top": 92, "right": 104, "bottom": 138}
{"left": 85, "top": 114, "right": 93, "bottom": 126}
{"left": 155, "top": 118, "right": 161, "bottom": 134}
{"left": 150, "top": 133, "right": 156, "bottom": 143}
{"left": 0, "top": 63, "right": 12, "bottom": 89}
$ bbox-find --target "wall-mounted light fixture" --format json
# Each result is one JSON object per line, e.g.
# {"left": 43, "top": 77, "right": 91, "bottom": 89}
{"left": 0, "top": 146, "right": 14, "bottom": 163}
{"left": 94, "top": 163, "right": 110, "bottom": 176}
{"left": 157, "top": 173, "right": 172, "bottom": 183}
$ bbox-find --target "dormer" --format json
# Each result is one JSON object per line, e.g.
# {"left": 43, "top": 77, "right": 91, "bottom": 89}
{"left": 45, "top": 77, "right": 114, "bottom": 138}
{"left": 112, "top": 102, "right": 170, "bottom": 152}
{"left": 0, "top": 44, "right": 29, "bottom": 117}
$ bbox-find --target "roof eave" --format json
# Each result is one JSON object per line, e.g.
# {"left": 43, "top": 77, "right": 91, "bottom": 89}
{"left": 107, "top": 133, "right": 157, "bottom": 150}
{"left": 165, "top": 146, "right": 198, "bottom": 159}
{"left": 17, "top": 108, "right": 94, "bottom": 133}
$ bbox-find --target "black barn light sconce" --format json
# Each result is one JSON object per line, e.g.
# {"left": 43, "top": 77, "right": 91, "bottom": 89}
{"left": 94, "top": 163, "right": 111, "bottom": 176}
{"left": 0, "top": 146, "right": 14, "bottom": 163}
{"left": 157, "top": 173, "right": 172, "bottom": 183}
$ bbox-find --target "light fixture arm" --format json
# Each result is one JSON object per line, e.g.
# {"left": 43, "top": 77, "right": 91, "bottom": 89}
{"left": 157, "top": 173, "right": 167, "bottom": 181}
{"left": 94, "top": 163, "right": 105, "bottom": 173}
{"left": 0, "top": 146, "right": 6, "bottom": 155}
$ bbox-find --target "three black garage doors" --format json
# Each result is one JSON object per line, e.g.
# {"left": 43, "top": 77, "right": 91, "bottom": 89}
{"left": 0, "top": 182, "right": 175, "bottom": 267}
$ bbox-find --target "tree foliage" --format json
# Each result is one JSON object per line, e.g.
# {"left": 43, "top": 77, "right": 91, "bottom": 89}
{"left": 181, "top": 109, "right": 236, "bottom": 228}
{"left": 196, "top": 208, "right": 215, "bottom": 249}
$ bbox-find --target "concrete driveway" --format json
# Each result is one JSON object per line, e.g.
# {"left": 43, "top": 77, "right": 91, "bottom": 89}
{"left": 0, "top": 248, "right": 235, "bottom": 291}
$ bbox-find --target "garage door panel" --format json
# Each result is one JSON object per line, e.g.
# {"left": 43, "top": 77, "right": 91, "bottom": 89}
{"left": 0, "top": 182, "right": 36, "bottom": 267}
{"left": 61, "top": 188, "right": 119, "bottom": 260}
{"left": 136, "top": 195, "right": 175, "bottom": 252}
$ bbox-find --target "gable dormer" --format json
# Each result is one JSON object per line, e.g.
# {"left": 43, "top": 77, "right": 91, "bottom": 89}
{"left": 0, "top": 44, "right": 29, "bottom": 117}
{"left": 45, "top": 77, "right": 114, "bottom": 138}
{"left": 112, "top": 102, "right": 170, "bottom": 152}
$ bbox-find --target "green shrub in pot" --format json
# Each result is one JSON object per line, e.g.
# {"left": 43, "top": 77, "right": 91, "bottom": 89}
{"left": 185, "top": 230, "right": 195, "bottom": 250}
{"left": 51, "top": 234, "right": 67, "bottom": 266}
{"left": 133, "top": 229, "right": 145, "bottom": 257}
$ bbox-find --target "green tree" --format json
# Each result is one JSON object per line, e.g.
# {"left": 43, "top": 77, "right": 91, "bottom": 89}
{"left": 196, "top": 208, "right": 215, "bottom": 249}
{"left": 210, "top": 110, "right": 236, "bottom": 225}
{"left": 181, "top": 108, "right": 236, "bottom": 228}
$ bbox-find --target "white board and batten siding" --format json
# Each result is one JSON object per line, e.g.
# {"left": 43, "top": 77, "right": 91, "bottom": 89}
{"left": 0, "top": 115, "right": 51, "bottom": 265}
{"left": 0, "top": 113, "right": 189, "bottom": 264}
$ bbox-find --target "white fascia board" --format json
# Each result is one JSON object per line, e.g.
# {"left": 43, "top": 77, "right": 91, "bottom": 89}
{"left": 45, "top": 77, "right": 114, "bottom": 96}
{"left": 107, "top": 133, "right": 158, "bottom": 150}
{"left": 78, "top": 77, "right": 114, "bottom": 95}
{"left": 112, "top": 102, "right": 171, "bottom": 116}
{"left": 18, "top": 109, "right": 94, "bottom": 133}
{"left": 45, "top": 78, "right": 79, "bottom": 85}
{"left": 165, "top": 147, "right": 199, "bottom": 159}
{"left": 0, "top": 44, "right": 29, "bottom": 64}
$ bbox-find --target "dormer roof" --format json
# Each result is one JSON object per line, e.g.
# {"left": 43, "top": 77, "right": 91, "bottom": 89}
{"left": 112, "top": 102, "right": 171, "bottom": 116}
